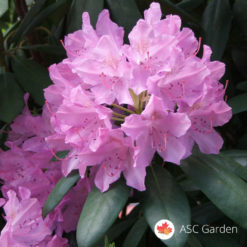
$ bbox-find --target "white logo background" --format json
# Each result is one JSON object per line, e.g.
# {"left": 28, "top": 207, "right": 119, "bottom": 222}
{"left": 154, "top": 219, "right": 175, "bottom": 240}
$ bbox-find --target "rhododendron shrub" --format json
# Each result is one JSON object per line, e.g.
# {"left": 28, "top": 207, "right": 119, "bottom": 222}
{"left": 1, "top": 1, "right": 247, "bottom": 247}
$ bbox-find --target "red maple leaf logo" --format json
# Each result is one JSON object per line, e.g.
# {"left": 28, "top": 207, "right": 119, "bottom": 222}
{"left": 157, "top": 222, "right": 173, "bottom": 235}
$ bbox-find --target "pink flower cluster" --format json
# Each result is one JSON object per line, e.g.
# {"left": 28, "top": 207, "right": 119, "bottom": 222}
{"left": 0, "top": 95, "right": 91, "bottom": 245}
{"left": 0, "top": 2, "right": 232, "bottom": 245}
{"left": 44, "top": 2, "right": 231, "bottom": 191}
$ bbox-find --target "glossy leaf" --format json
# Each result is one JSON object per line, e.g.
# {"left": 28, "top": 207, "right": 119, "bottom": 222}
{"left": 12, "top": 56, "right": 52, "bottom": 105}
{"left": 177, "top": 0, "right": 205, "bottom": 11}
{"left": 192, "top": 202, "right": 224, "bottom": 225}
{"left": 0, "top": 73, "right": 24, "bottom": 123}
{"left": 67, "top": 0, "right": 104, "bottom": 33}
{"left": 21, "top": 44, "right": 66, "bottom": 57}
{"left": 234, "top": 0, "right": 247, "bottom": 38}
{"left": 202, "top": 0, "right": 232, "bottom": 60}
{"left": 198, "top": 233, "right": 241, "bottom": 247}
{"left": 11, "top": 0, "right": 47, "bottom": 42}
{"left": 185, "top": 234, "right": 203, "bottom": 247}
{"left": 0, "top": 0, "right": 8, "bottom": 17}
{"left": 202, "top": 154, "right": 247, "bottom": 181}
{"left": 106, "top": 0, "right": 142, "bottom": 35}
{"left": 122, "top": 217, "right": 148, "bottom": 247}
{"left": 106, "top": 206, "right": 139, "bottom": 242}
{"left": 236, "top": 81, "right": 247, "bottom": 91}
{"left": 228, "top": 93, "right": 247, "bottom": 115}
{"left": 181, "top": 154, "right": 247, "bottom": 230}
{"left": 222, "top": 149, "right": 247, "bottom": 167}
{"left": 13, "top": 0, "right": 67, "bottom": 41}
{"left": 76, "top": 180, "right": 129, "bottom": 247}
{"left": 232, "top": 47, "right": 247, "bottom": 78}
{"left": 143, "top": 165, "right": 190, "bottom": 247}
{"left": 153, "top": 0, "right": 198, "bottom": 23}
{"left": 42, "top": 171, "right": 80, "bottom": 218}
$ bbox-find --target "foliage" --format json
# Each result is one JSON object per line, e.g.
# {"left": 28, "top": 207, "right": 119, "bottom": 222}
{"left": 1, "top": 0, "right": 247, "bottom": 246}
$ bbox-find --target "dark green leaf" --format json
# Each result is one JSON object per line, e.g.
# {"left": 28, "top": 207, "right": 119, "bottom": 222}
{"left": 143, "top": 165, "right": 190, "bottom": 247}
{"left": 0, "top": 0, "right": 8, "bottom": 17}
{"left": 234, "top": 0, "right": 247, "bottom": 38}
{"left": 67, "top": 0, "right": 104, "bottom": 33}
{"left": 181, "top": 154, "right": 247, "bottom": 230}
{"left": 106, "top": 206, "right": 140, "bottom": 242}
{"left": 228, "top": 93, "right": 247, "bottom": 115}
{"left": 12, "top": 56, "right": 52, "bottom": 105}
{"left": 42, "top": 171, "right": 80, "bottom": 218}
{"left": 51, "top": 150, "right": 70, "bottom": 162}
{"left": 179, "top": 177, "right": 199, "bottom": 191}
{"left": 185, "top": 234, "right": 203, "bottom": 247}
{"left": 21, "top": 44, "right": 66, "bottom": 57}
{"left": 192, "top": 202, "right": 224, "bottom": 225}
{"left": 222, "top": 149, "right": 247, "bottom": 167}
{"left": 122, "top": 217, "right": 148, "bottom": 247}
{"left": 156, "top": 0, "right": 198, "bottom": 23}
{"left": 236, "top": 81, "right": 247, "bottom": 91}
{"left": 177, "top": 0, "right": 205, "bottom": 12}
{"left": 198, "top": 233, "right": 241, "bottom": 247}
{"left": 202, "top": 154, "right": 247, "bottom": 181}
{"left": 13, "top": 0, "right": 67, "bottom": 41}
{"left": 76, "top": 180, "right": 130, "bottom": 247}
{"left": 106, "top": 0, "right": 142, "bottom": 35}
{"left": 104, "top": 236, "right": 115, "bottom": 247}
{"left": 11, "top": 0, "right": 47, "bottom": 42}
{"left": 0, "top": 72, "right": 24, "bottom": 123}
{"left": 232, "top": 47, "right": 247, "bottom": 78}
{"left": 202, "top": 0, "right": 232, "bottom": 60}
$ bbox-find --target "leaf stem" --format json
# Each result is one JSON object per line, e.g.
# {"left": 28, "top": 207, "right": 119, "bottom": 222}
{"left": 112, "top": 104, "right": 135, "bottom": 114}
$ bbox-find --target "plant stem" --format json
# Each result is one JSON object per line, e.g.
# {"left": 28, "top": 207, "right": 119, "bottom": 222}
{"left": 112, "top": 112, "right": 126, "bottom": 118}
{"left": 112, "top": 104, "right": 136, "bottom": 114}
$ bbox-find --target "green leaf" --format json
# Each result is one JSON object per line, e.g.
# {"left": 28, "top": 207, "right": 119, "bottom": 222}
{"left": 51, "top": 150, "right": 70, "bottom": 162}
{"left": 177, "top": 0, "right": 205, "bottom": 12}
{"left": 181, "top": 154, "right": 247, "bottom": 230}
{"left": 222, "top": 149, "right": 247, "bottom": 167}
{"left": 228, "top": 93, "right": 247, "bottom": 115}
{"left": 192, "top": 202, "right": 224, "bottom": 225}
{"left": 232, "top": 47, "right": 247, "bottom": 78}
{"left": 179, "top": 177, "right": 199, "bottom": 191}
{"left": 201, "top": 154, "right": 247, "bottom": 181}
{"left": 106, "top": 206, "right": 140, "bottom": 241}
{"left": 21, "top": 44, "right": 66, "bottom": 57}
{"left": 158, "top": 0, "right": 198, "bottom": 23}
{"left": 104, "top": 236, "right": 115, "bottom": 247}
{"left": 236, "top": 81, "right": 247, "bottom": 91}
{"left": 185, "top": 234, "right": 203, "bottom": 247}
{"left": 0, "top": 73, "right": 24, "bottom": 123}
{"left": 198, "top": 233, "right": 241, "bottom": 247}
{"left": 13, "top": 0, "right": 67, "bottom": 42}
{"left": 12, "top": 57, "right": 52, "bottom": 105}
{"left": 67, "top": 0, "right": 104, "bottom": 33}
{"left": 122, "top": 217, "right": 148, "bottom": 247}
{"left": 76, "top": 180, "right": 130, "bottom": 247}
{"left": 202, "top": 0, "right": 232, "bottom": 60}
{"left": 42, "top": 171, "right": 80, "bottom": 218}
{"left": 0, "top": 0, "right": 8, "bottom": 17}
{"left": 234, "top": 0, "right": 247, "bottom": 38}
{"left": 106, "top": 0, "right": 142, "bottom": 35}
{"left": 11, "top": 0, "right": 47, "bottom": 42}
{"left": 143, "top": 165, "right": 190, "bottom": 247}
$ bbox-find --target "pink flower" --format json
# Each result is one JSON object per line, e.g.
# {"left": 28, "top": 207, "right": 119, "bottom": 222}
{"left": 122, "top": 95, "right": 191, "bottom": 165}
{"left": 0, "top": 188, "right": 51, "bottom": 246}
